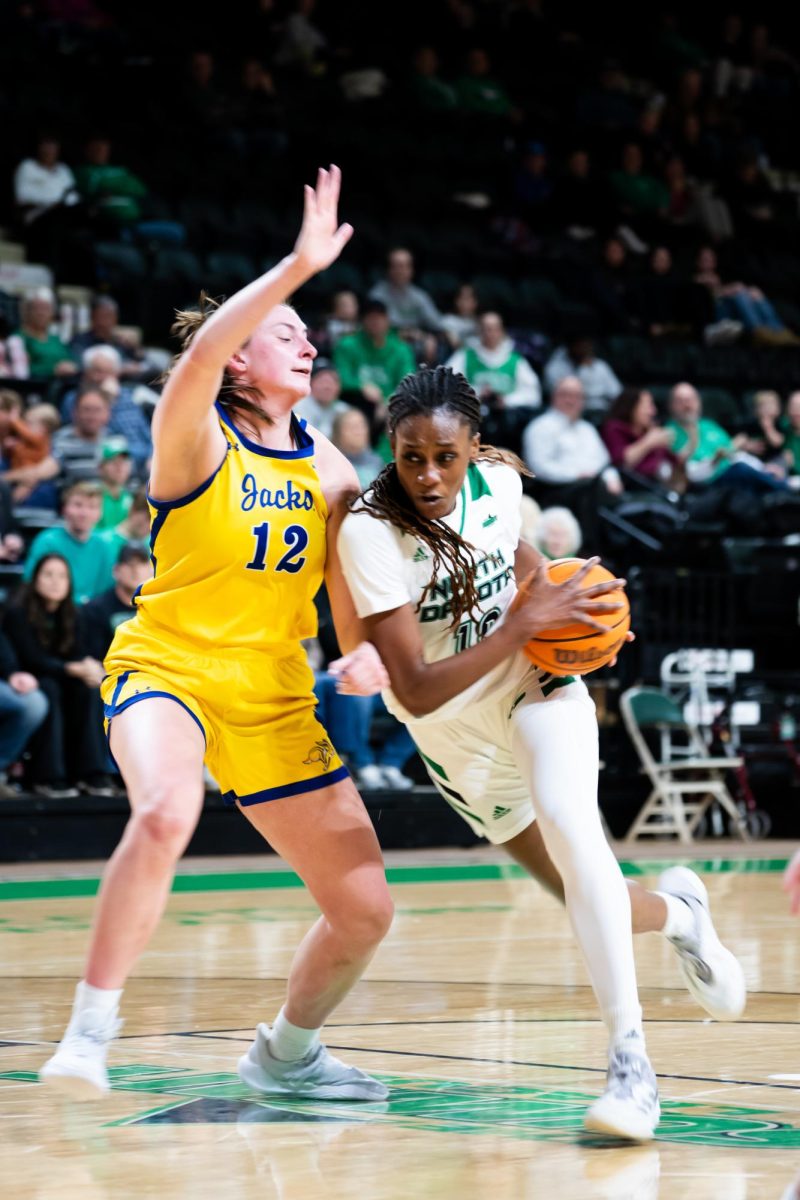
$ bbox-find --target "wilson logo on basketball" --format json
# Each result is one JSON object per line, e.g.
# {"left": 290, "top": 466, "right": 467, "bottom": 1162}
{"left": 553, "top": 636, "right": 627, "bottom": 666}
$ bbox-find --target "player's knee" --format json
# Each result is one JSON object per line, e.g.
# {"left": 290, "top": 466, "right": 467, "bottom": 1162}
{"left": 537, "top": 815, "right": 605, "bottom": 876}
{"left": 370, "top": 890, "right": 396, "bottom": 942}
{"left": 131, "top": 783, "right": 202, "bottom": 853}
{"left": 335, "top": 888, "right": 395, "bottom": 951}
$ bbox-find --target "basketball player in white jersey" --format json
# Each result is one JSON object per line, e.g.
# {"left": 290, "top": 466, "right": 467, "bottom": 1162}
{"left": 338, "top": 365, "right": 746, "bottom": 1141}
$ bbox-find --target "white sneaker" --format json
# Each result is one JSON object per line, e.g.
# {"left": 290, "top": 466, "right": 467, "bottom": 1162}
{"left": 703, "top": 318, "right": 744, "bottom": 346}
{"left": 584, "top": 1045, "right": 660, "bottom": 1141}
{"left": 658, "top": 866, "right": 746, "bottom": 1021}
{"left": 379, "top": 765, "right": 414, "bottom": 791}
{"left": 39, "top": 1007, "right": 121, "bottom": 1100}
{"left": 237, "top": 1023, "right": 388, "bottom": 1101}
{"left": 357, "top": 765, "right": 385, "bottom": 791}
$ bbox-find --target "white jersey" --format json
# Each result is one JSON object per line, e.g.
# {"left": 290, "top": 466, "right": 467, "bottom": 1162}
{"left": 338, "top": 459, "right": 535, "bottom": 726}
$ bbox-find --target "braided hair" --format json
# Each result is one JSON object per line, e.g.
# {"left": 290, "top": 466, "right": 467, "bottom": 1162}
{"left": 356, "top": 365, "right": 529, "bottom": 627}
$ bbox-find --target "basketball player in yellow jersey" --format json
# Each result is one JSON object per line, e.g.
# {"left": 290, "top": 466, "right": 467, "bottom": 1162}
{"left": 40, "top": 166, "right": 396, "bottom": 1103}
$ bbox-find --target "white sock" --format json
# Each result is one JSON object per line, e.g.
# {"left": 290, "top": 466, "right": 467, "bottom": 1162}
{"left": 269, "top": 1007, "right": 320, "bottom": 1062}
{"left": 73, "top": 980, "right": 123, "bottom": 1019}
{"left": 609, "top": 1024, "right": 646, "bottom": 1057}
{"left": 658, "top": 892, "right": 695, "bottom": 941}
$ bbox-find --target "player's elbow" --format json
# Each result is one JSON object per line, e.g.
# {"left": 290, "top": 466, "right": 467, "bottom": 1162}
{"left": 393, "top": 681, "right": 436, "bottom": 719}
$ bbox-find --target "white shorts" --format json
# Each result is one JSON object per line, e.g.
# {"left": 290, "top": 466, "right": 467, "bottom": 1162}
{"left": 411, "top": 669, "right": 596, "bottom": 845}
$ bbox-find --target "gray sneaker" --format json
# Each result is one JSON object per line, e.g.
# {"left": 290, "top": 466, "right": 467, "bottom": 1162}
{"left": 584, "top": 1046, "right": 660, "bottom": 1141}
{"left": 238, "top": 1023, "right": 388, "bottom": 1101}
{"left": 659, "top": 866, "right": 746, "bottom": 1021}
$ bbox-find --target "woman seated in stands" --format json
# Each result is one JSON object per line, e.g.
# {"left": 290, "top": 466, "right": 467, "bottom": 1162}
{"left": 440, "top": 283, "right": 480, "bottom": 351}
{"left": 2, "top": 553, "right": 111, "bottom": 798}
{"left": 737, "top": 390, "right": 788, "bottom": 475}
{"left": 602, "top": 388, "right": 684, "bottom": 490}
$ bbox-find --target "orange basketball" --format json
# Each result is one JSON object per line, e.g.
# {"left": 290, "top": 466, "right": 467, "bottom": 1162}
{"left": 514, "top": 557, "right": 630, "bottom": 676}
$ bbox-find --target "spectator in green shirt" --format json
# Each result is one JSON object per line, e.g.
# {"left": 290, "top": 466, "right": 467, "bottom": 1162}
{"left": 455, "top": 48, "right": 516, "bottom": 118}
{"left": 333, "top": 300, "right": 416, "bottom": 434}
{"left": 407, "top": 46, "right": 456, "bottom": 112}
{"left": 783, "top": 391, "right": 800, "bottom": 477}
{"left": 14, "top": 290, "right": 77, "bottom": 380}
{"left": 97, "top": 486, "right": 151, "bottom": 579}
{"left": 666, "top": 381, "right": 737, "bottom": 482}
{"left": 24, "top": 480, "right": 112, "bottom": 603}
{"left": 97, "top": 437, "right": 134, "bottom": 531}
{"left": 75, "top": 136, "right": 148, "bottom": 227}
{"left": 610, "top": 142, "right": 670, "bottom": 217}
{"left": 666, "top": 382, "right": 789, "bottom": 493}
{"left": 609, "top": 142, "right": 669, "bottom": 248}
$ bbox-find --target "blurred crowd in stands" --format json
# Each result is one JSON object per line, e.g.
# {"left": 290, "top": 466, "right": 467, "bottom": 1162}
{"left": 2, "top": 1, "right": 800, "bottom": 798}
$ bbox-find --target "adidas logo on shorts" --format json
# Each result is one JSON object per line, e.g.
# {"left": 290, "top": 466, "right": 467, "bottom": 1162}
{"left": 492, "top": 805, "right": 512, "bottom": 820}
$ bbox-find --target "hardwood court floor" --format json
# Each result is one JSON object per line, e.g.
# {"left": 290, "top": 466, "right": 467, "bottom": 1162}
{"left": 2, "top": 844, "right": 800, "bottom": 1199}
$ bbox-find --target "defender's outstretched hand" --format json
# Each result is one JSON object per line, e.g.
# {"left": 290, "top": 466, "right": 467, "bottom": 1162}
{"left": 294, "top": 165, "right": 354, "bottom": 276}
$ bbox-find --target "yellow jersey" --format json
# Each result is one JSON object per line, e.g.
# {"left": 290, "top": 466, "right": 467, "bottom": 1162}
{"left": 131, "top": 402, "right": 328, "bottom": 653}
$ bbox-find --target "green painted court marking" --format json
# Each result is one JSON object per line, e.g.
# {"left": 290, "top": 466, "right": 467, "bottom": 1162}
{"left": 0, "top": 858, "right": 788, "bottom": 902}
{"left": 3, "top": 1064, "right": 800, "bottom": 1147}
{"left": 0, "top": 901, "right": 516, "bottom": 933}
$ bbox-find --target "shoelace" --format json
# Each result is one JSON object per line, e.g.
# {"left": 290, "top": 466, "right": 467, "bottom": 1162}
{"left": 63, "top": 1031, "right": 108, "bottom": 1058}
{"left": 274, "top": 1046, "right": 369, "bottom": 1085}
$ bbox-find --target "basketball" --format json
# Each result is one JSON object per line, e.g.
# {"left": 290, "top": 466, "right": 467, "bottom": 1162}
{"left": 515, "top": 557, "right": 630, "bottom": 676}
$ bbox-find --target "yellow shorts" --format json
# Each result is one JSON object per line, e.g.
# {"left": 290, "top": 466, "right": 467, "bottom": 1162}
{"left": 101, "top": 618, "right": 347, "bottom": 806}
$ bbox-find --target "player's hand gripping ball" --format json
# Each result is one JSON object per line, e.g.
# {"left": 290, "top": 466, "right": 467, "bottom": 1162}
{"left": 513, "top": 557, "right": 630, "bottom": 675}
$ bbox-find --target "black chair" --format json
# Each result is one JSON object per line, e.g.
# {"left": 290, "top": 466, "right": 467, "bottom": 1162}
{"left": 205, "top": 252, "right": 257, "bottom": 294}
{"left": 151, "top": 247, "right": 204, "bottom": 286}
{"left": 94, "top": 242, "right": 148, "bottom": 288}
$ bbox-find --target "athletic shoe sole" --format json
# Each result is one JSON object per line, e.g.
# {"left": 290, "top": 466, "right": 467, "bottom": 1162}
{"left": 237, "top": 1051, "right": 388, "bottom": 1101}
{"left": 39, "top": 1063, "right": 108, "bottom": 1100}
{"left": 584, "top": 1096, "right": 660, "bottom": 1141}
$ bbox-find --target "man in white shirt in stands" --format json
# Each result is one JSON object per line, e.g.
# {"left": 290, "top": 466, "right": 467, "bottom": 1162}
{"left": 13, "top": 136, "right": 82, "bottom": 275}
{"left": 522, "top": 376, "right": 622, "bottom": 547}
{"left": 523, "top": 376, "right": 623, "bottom": 491}
{"left": 14, "top": 136, "right": 80, "bottom": 227}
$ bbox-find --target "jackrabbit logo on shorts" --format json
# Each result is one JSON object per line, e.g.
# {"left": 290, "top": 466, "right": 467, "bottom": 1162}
{"left": 303, "top": 739, "right": 334, "bottom": 768}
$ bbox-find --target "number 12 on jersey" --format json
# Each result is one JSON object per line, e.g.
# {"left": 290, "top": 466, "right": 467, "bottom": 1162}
{"left": 246, "top": 522, "right": 309, "bottom": 574}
